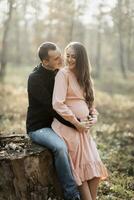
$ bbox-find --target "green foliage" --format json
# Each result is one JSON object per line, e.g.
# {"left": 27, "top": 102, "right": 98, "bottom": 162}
{"left": 0, "top": 66, "right": 134, "bottom": 199}
{"left": 93, "top": 74, "right": 134, "bottom": 199}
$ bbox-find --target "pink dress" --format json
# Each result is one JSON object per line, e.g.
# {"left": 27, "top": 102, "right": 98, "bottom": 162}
{"left": 52, "top": 67, "right": 108, "bottom": 186}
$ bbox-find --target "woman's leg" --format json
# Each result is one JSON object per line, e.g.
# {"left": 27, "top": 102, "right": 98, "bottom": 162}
{"left": 79, "top": 181, "right": 92, "bottom": 200}
{"left": 88, "top": 177, "right": 100, "bottom": 200}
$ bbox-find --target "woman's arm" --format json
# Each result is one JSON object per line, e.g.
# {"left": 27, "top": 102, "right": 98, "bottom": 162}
{"left": 52, "top": 70, "right": 88, "bottom": 132}
{"left": 53, "top": 70, "right": 78, "bottom": 124}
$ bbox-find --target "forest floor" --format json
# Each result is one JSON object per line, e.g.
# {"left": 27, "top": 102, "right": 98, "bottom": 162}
{"left": 0, "top": 66, "right": 134, "bottom": 200}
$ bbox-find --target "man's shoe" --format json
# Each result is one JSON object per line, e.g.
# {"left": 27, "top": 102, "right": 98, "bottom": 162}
{"left": 69, "top": 196, "right": 81, "bottom": 200}
{"left": 65, "top": 194, "right": 81, "bottom": 200}
{"left": 74, "top": 197, "right": 81, "bottom": 200}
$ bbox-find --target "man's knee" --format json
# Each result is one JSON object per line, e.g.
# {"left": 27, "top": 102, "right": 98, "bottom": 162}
{"left": 54, "top": 141, "right": 68, "bottom": 155}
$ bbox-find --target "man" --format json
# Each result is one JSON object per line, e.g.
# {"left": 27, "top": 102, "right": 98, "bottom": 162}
{"left": 26, "top": 42, "right": 95, "bottom": 200}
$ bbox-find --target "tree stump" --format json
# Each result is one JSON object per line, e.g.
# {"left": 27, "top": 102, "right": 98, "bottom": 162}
{"left": 0, "top": 133, "right": 63, "bottom": 200}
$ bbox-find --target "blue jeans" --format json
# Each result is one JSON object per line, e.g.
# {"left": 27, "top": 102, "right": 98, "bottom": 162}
{"left": 28, "top": 128, "right": 80, "bottom": 200}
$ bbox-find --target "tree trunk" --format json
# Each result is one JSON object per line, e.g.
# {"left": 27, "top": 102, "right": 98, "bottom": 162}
{"left": 118, "top": 31, "right": 127, "bottom": 79}
{"left": 117, "top": 0, "right": 127, "bottom": 79}
{"left": 0, "top": 134, "right": 63, "bottom": 200}
{"left": 95, "top": 3, "right": 104, "bottom": 79}
{"left": 126, "top": 0, "right": 133, "bottom": 72}
{"left": 0, "top": 0, "right": 14, "bottom": 79}
{"left": 96, "top": 27, "right": 102, "bottom": 79}
{"left": 14, "top": 7, "right": 21, "bottom": 65}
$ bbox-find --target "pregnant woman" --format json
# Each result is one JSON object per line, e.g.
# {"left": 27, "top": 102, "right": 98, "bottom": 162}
{"left": 52, "top": 42, "right": 108, "bottom": 200}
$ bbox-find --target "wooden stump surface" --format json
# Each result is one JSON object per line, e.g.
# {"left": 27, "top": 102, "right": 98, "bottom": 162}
{"left": 0, "top": 133, "right": 63, "bottom": 200}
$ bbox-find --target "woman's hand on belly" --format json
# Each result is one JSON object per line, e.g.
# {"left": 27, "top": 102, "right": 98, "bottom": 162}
{"left": 73, "top": 120, "right": 89, "bottom": 134}
{"left": 87, "top": 114, "right": 98, "bottom": 126}
{"left": 78, "top": 115, "right": 97, "bottom": 130}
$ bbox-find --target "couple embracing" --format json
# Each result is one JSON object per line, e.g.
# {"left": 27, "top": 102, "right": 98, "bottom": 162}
{"left": 26, "top": 42, "right": 108, "bottom": 200}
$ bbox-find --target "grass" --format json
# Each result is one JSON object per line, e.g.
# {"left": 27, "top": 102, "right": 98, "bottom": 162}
{"left": 0, "top": 65, "right": 134, "bottom": 199}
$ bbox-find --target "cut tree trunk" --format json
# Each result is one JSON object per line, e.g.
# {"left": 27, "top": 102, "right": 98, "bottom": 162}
{"left": 0, "top": 134, "right": 63, "bottom": 200}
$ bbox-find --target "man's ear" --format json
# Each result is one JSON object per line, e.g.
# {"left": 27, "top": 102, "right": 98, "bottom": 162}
{"left": 42, "top": 59, "right": 49, "bottom": 66}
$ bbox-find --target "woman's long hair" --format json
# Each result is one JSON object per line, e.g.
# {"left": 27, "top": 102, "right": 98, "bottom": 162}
{"left": 65, "top": 42, "right": 94, "bottom": 109}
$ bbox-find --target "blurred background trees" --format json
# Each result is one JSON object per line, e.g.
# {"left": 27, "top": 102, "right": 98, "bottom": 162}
{"left": 0, "top": 0, "right": 134, "bottom": 78}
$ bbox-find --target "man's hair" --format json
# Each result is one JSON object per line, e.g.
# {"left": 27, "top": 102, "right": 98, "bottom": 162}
{"left": 38, "top": 42, "right": 57, "bottom": 61}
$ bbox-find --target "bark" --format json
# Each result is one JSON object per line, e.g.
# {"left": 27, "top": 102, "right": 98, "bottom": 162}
{"left": 0, "top": 134, "right": 63, "bottom": 200}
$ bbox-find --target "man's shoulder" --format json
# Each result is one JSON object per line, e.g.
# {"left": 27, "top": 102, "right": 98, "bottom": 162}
{"left": 28, "top": 71, "right": 44, "bottom": 89}
{"left": 28, "top": 70, "right": 40, "bottom": 81}
{"left": 28, "top": 65, "right": 43, "bottom": 79}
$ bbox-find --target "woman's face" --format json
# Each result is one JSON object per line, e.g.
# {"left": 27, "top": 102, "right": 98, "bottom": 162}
{"left": 65, "top": 47, "right": 76, "bottom": 70}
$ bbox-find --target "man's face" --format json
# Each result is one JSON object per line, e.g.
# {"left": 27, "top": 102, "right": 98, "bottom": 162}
{"left": 43, "top": 49, "right": 62, "bottom": 70}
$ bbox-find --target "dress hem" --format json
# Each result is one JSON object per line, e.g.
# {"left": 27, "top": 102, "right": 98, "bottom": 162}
{"left": 71, "top": 161, "right": 108, "bottom": 186}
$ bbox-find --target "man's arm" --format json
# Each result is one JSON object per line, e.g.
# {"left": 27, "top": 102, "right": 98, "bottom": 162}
{"left": 28, "top": 74, "right": 53, "bottom": 113}
{"left": 28, "top": 74, "right": 75, "bottom": 128}
{"left": 53, "top": 111, "right": 75, "bottom": 129}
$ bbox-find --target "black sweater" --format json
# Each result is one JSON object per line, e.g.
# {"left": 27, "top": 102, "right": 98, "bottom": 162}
{"left": 26, "top": 64, "right": 75, "bottom": 133}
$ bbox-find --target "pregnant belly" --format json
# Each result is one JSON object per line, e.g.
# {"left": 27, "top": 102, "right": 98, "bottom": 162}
{"left": 67, "top": 100, "right": 89, "bottom": 119}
